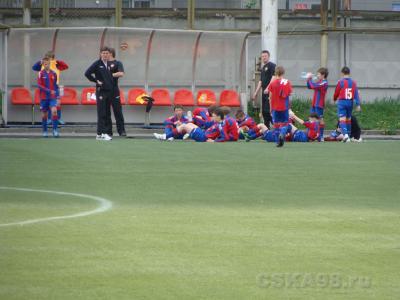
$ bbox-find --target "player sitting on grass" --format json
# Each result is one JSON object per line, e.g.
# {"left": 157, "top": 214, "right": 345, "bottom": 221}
{"left": 289, "top": 110, "right": 321, "bottom": 142}
{"left": 37, "top": 57, "right": 60, "bottom": 138}
{"left": 267, "top": 66, "right": 293, "bottom": 147}
{"left": 219, "top": 106, "right": 239, "bottom": 142}
{"left": 235, "top": 110, "right": 261, "bottom": 141}
{"left": 153, "top": 105, "right": 189, "bottom": 141}
{"left": 188, "top": 106, "right": 218, "bottom": 129}
{"left": 325, "top": 116, "right": 362, "bottom": 142}
{"left": 175, "top": 116, "right": 220, "bottom": 143}
{"left": 305, "top": 67, "right": 328, "bottom": 141}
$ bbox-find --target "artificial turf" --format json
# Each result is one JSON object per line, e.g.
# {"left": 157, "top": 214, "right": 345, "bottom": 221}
{"left": 0, "top": 138, "right": 399, "bottom": 299}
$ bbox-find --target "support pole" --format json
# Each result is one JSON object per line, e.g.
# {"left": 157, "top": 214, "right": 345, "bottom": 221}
{"left": 187, "top": 0, "right": 195, "bottom": 30}
{"left": 320, "top": 0, "right": 328, "bottom": 68}
{"left": 115, "top": 0, "right": 122, "bottom": 27}
{"left": 24, "top": 0, "right": 33, "bottom": 124}
{"left": 331, "top": 0, "right": 338, "bottom": 29}
{"left": 261, "top": 0, "right": 278, "bottom": 63}
{"left": 42, "top": 0, "right": 49, "bottom": 27}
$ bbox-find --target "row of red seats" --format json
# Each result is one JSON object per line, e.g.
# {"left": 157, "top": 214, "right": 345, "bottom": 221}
{"left": 11, "top": 87, "right": 241, "bottom": 107}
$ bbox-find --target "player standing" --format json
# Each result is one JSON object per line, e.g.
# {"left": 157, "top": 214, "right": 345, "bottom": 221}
{"left": 333, "top": 66, "right": 361, "bottom": 142}
{"left": 267, "top": 66, "right": 293, "bottom": 147}
{"left": 37, "top": 57, "right": 59, "bottom": 137}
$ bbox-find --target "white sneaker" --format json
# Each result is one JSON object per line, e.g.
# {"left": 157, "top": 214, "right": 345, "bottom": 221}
{"left": 96, "top": 134, "right": 103, "bottom": 140}
{"left": 167, "top": 137, "right": 174, "bottom": 141}
{"left": 102, "top": 133, "right": 112, "bottom": 141}
{"left": 187, "top": 111, "right": 193, "bottom": 122}
{"left": 342, "top": 134, "right": 350, "bottom": 143}
{"left": 153, "top": 133, "right": 166, "bottom": 140}
{"left": 183, "top": 133, "right": 190, "bottom": 140}
{"left": 351, "top": 137, "right": 363, "bottom": 143}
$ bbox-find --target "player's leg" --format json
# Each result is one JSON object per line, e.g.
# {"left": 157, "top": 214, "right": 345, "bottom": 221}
{"left": 56, "top": 99, "right": 64, "bottom": 125}
{"left": 50, "top": 100, "right": 59, "bottom": 137}
{"left": 112, "top": 92, "right": 126, "bottom": 136}
{"left": 337, "top": 101, "right": 349, "bottom": 141}
{"left": 40, "top": 100, "right": 49, "bottom": 137}
{"left": 346, "top": 103, "right": 353, "bottom": 139}
{"left": 262, "top": 94, "right": 272, "bottom": 128}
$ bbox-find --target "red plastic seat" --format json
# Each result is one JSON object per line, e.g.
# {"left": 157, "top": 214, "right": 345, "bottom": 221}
{"left": 128, "top": 88, "right": 148, "bottom": 105}
{"left": 34, "top": 89, "right": 40, "bottom": 104}
{"left": 11, "top": 87, "right": 33, "bottom": 105}
{"left": 174, "top": 89, "right": 195, "bottom": 106}
{"left": 219, "top": 90, "right": 241, "bottom": 107}
{"left": 196, "top": 89, "right": 217, "bottom": 106}
{"left": 60, "top": 87, "right": 79, "bottom": 105}
{"left": 81, "top": 87, "right": 97, "bottom": 105}
{"left": 151, "top": 88, "right": 172, "bottom": 106}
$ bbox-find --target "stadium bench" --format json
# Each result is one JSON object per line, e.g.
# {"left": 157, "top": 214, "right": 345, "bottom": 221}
{"left": 127, "top": 88, "right": 147, "bottom": 105}
{"left": 81, "top": 88, "right": 126, "bottom": 105}
{"left": 219, "top": 90, "right": 241, "bottom": 107}
{"left": 11, "top": 87, "right": 33, "bottom": 105}
{"left": 34, "top": 87, "right": 79, "bottom": 105}
{"left": 173, "top": 89, "right": 195, "bottom": 106}
{"left": 196, "top": 89, "right": 217, "bottom": 106}
{"left": 151, "top": 88, "right": 172, "bottom": 106}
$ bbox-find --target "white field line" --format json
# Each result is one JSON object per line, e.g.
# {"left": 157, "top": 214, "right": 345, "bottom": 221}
{"left": 0, "top": 186, "right": 113, "bottom": 227}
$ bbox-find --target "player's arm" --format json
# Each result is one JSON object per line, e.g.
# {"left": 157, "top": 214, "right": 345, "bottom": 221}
{"left": 252, "top": 80, "right": 262, "bottom": 99}
{"left": 333, "top": 82, "right": 341, "bottom": 101}
{"left": 289, "top": 110, "right": 304, "bottom": 125}
{"left": 84, "top": 62, "right": 98, "bottom": 83}
{"left": 56, "top": 60, "right": 69, "bottom": 71}
{"left": 353, "top": 81, "right": 361, "bottom": 110}
{"left": 37, "top": 73, "right": 51, "bottom": 93}
{"left": 32, "top": 61, "right": 42, "bottom": 72}
{"left": 54, "top": 74, "right": 60, "bottom": 98}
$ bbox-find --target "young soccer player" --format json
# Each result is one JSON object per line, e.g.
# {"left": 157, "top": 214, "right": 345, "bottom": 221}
{"left": 305, "top": 67, "right": 328, "bottom": 141}
{"left": 235, "top": 110, "right": 261, "bottom": 140}
{"left": 219, "top": 106, "right": 239, "bottom": 142}
{"left": 37, "top": 57, "right": 59, "bottom": 137}
{"left": 176, "top": 120, "right": 220, "bottom": 142}
{"left": 325, "top": 116, "right": 362, "bottom": 142}
{"left": 289, "top": 110, "right": 321, "bottom": 142}
{"left": 267, "top": 66, "right": 293, "bottom": 147}
{"left": 333, "top": 66, "right": 361, "bottom": 142}
{"left": 189, "top": 105, "right": 218, "bottom": 129}
{"left": 32, "top": 51, "right": 68, "bottom": 125}
{"left": 154, "top": 105, "right": 189, "bottom": 141}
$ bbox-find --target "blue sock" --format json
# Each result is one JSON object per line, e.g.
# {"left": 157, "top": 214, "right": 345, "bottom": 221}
{"left": 52, "top": 116, "right": 58, "bottom": 130}
{"left": 319, "top": 125, "right": 325, "bottom": 141}
{"left": 339, "top": 121, "right": 348, "bottom": 135}
{"left": 42, "top": 117, "right": 48, "bottom": 132}
{"left": 47, "top": 108, "right": 51, "bottom": 122}
{"left": 57, "top": 107, "right": 62, "bottom": 120}
{"left": 279, "top": 126, "right": 288, "bottom": 136}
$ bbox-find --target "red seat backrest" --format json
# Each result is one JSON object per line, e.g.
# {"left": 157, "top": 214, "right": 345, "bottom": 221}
{"left": 151, "top": 88, "right": 172, "bottom": 106}
{"left": 196, "top": 89, "right": 217, "bottom": 106}
{"left": 11, "top": 87, "right": 32, "bottom": 105}
{"left": 219, "top": 90, "right": 241, "bottom": 107}
{"left": 174, "top": 89, "right": 195, "bottom": 106}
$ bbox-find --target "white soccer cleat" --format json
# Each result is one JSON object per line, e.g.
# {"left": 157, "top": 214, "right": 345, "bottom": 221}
{"left": 342, "top": 134, "right": 350, "bottom": 143}
{"left": 153, "top": 133, "right": 166, "bottom": 140}
{"left": 96, "top": 134, "right": 103, "bottom": 140}
{"left": 167, "top": 137, "right": 174, "bottom": 141}
{"left": 102, "top": 133, "right": 112, "bottom": 141}
{"left": 182, "top": 133, "right": 190, "bottom": 140}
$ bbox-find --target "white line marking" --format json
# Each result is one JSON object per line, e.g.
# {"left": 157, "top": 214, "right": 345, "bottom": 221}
{"left": 0, "top": 186, "right": 113, "bottom": 227}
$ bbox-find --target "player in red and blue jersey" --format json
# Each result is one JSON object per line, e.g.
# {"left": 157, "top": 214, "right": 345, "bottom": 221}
{"left": 217, "top": 107, "right": 239, "bottom": 142}
{"left": 153, "top": 105, "right": 189, "bottom": 141}
{"left": 333, "top": 66, "right": 361, "bottom": 142}
{"left": 37, "top": 57, "right": 59, "bottom": 137}
{"left": 306, "top": 67, "right": 328, "bottom": 141}
{"left": 235, "top": 110, "right": 261, "bottom": 140}
{"left": 175, "top": 119, "right": 220, "bottom": 142}
{"left": 267, "top": 66, "right": 293, "bottom": 147}
{"left": 289, "top": 110, "right": 321, "bottom": 142}
{"left": 190, "top": 106, "right": 217, "bottom": 129}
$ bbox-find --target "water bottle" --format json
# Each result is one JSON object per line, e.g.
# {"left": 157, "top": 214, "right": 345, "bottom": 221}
{"left": 59, "top": 85, "right": 64, "bottom": 96}
{"left": 301, "top": 72, "right": 317, "bottom": 81}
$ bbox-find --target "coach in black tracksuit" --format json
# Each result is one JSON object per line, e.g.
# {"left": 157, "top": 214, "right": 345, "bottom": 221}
{"left": 84, "top": 47, "right": 114, "bottom": 137}
{"left": 108, "top": 48, "right": 126, "bottom": 136}
{"left": 252, "top": 50, "right": 276, "bottom": 128}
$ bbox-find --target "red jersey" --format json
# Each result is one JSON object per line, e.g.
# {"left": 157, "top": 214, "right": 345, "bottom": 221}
{"left": 267, "top": 78, "right": 292, "bottom": 111}
{"left": 333, "top": 78, "right": 361, "bottom": 106}
{"left": 307, "top": 79, "right": 328, "bottom": 109}
{"left": 237, "top": 115, "right": 258, "bottom": 131}
{"left": 37, "top": 69, "right": 59, "bottom": 100}
{"left": 304, "top": 120, "right": 320, "bottom": 141}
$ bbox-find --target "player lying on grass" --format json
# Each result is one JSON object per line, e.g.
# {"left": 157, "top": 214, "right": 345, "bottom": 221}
{"left": 235, "top": 110, "right": 261, "bottom": 141}
{"left": 289, "top": 110, "right": 321, "bottom": 142}
{"left": 37, "top": 57, "right": 60, "bottom": 138}
{"left": 305, "top": 67, "right": 328, "bottom": 141}
{"left": 219, "top": 106, "right": 240, "bottom": 142}
{"left": 325, "top": 116, "right": 362, "bottom": 142}
{"left": 175, "top": 113, "right": 221, "bottom": 142}
{"left": 153, "top": 105, "right": 189, "bottom": 141}
{"left": 188, "top": 106, "right": 218, "bottom": 129}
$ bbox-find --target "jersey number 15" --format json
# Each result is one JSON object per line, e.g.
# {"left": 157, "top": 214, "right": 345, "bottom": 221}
{"left": 345, "top": 88, "right": 353, "bottom": 100}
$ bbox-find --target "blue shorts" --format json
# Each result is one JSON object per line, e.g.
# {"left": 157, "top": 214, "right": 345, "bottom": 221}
{"left": 310, "top": 106, "right": 324, "bottom": 118}
{"left": 262, "top": 130, "right": 278, "bottom": 143}
{"left": 337, "top": 100, "right": 353, "bottom": 119}
{"left": 272, "top": 110, "right": 289, "bottom": 125}
{"left": 190, "top": 128, "right": 207, "bottom": 142}
{"left": 40, "top": 99, "right": 57, "bottom": 112}
{"left": 292, "top": 130, "right": 308, "bottom": 142}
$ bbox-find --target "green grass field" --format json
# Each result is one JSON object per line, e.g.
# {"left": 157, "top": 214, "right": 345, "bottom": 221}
{"left": 0, "top": 139, "right": 399, "bottom": 300}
